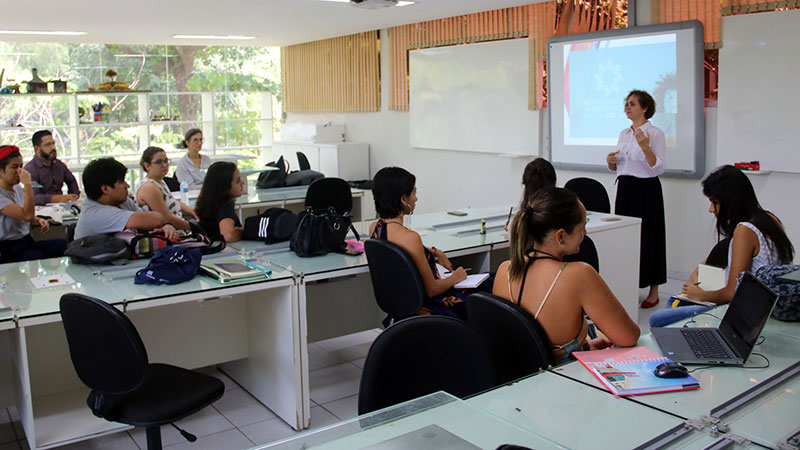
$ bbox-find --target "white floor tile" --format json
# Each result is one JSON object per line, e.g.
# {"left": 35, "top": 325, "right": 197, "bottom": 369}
{"left": 309, "top": 362, "right": 363, "bottom": 404}
{"left": 322, "top": 394, "right": 359, "bottom": 421}
{"left": 6, "top": 408, "right": 21, "bottom": 441}
{"left": 164, "top": 428, "right": 253, "bottom": 450}
{"left": 309, "top": 405, "right": 341, "bottom": 430}
{"left": 239, "top": 417, "right": 297, "bottom": 446}
{"left": 349, "top": 357, "right": 366, "bottom": 368}
{"left": 308, "top": 343, "right": 345, "bottom": 371}
{"left": 128, "top": 405, "right": 235, "bottom": 448}
{"left": 198, "top": 366, "right": 240, "bottom": 391}
{"left": 213, "top": 388, "right": 278, "bottom": 428}
{"left": 0, "top": 410, "right": 16, "bottom": 445}
{"left": 56, "top": 431, "right": 139, "bottom": 450}
{"left": 315, "top": 330, "right": 379, "bottom": 362}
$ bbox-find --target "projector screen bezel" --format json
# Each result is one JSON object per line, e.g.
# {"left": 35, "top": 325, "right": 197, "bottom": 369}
{"left": 546, "top": 21, "right": 705, "bottom": 179}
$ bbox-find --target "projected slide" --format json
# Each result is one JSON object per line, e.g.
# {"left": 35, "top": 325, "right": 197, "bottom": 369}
{"left": 548, "top": 21, "right": 705, "bottom": 177}
{"left": 563, "top": 35, "right": 677, "bottom": 146}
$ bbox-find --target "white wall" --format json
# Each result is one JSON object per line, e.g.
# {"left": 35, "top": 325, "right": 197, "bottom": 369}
{"left": 282, "top": 27, "right": 798, "bottom": 278}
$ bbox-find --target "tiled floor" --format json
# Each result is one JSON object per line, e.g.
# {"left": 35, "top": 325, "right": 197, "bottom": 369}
{"left": 2, "top": 277, "right": 686, "bottom": 450}
{"left": 0, "top": 329, "right": 380, "bottom": 450}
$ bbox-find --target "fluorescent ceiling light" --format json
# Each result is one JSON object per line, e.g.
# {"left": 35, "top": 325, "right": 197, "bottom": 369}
{"left": 397, "top": 1, "right": 415, "bottom": 5}
{"left": 320, "top": 0, "right": 415, "bottom": 4}
{"left": 320, "top": 0, "right": 349, "bottom": 2}
{"left": 173, "top": 34, "right": 255, "bottom": 40}
{"left": 0, "top": 30, "right": 87, "bottom": 36}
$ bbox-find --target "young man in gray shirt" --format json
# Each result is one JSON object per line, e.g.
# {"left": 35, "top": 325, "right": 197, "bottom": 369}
{"left": 74, "top": 158, "right": 177, "bottom": 240}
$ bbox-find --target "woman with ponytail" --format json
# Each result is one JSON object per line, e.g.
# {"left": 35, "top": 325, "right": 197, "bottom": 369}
{"left": 493, "top": 188, "right": 639, "bottom": 364}
{"left": 369, "top": 166, "right": 491, "bottom": 320}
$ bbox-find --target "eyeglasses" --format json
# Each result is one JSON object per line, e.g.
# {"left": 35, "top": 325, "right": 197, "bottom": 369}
{"left": 152, "top": 158, "right": 170, "bottom": 165}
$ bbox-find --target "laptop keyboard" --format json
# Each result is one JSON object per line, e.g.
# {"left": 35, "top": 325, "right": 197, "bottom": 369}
{"left": 681, "top": 329, "right": 735, "bottom": 359}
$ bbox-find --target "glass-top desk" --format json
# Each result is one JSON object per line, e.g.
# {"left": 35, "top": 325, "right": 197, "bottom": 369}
{"left": 255, "top": 391, "right": 565, "bottom": 450}
{"left": 468, "top": 371, "right": 687, "bottom": 449}
{"left": 0, "top": 251, "right": 306, "bottom": 449}
{"left": 552, "top": 305, "right": 800, "bottom": 448}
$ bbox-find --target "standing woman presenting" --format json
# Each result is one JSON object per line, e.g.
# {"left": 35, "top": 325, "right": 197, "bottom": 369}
{"left": 606, "top": 90, "right": 667, "bottom": 308}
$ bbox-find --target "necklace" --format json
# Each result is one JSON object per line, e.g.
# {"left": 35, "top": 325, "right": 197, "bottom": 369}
{"left": 382, "top": 219, "right": 408, "bottom": 229}
{"left": 528, "top": 248, "right": 561, "bottom": 261}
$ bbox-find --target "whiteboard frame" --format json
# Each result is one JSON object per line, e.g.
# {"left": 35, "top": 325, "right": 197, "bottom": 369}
{"left": 546, "top": 21, "right": 706, "bottom": 179}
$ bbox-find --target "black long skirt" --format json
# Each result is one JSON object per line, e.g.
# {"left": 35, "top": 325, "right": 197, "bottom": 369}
{"left": 615, "top": 175, "right": 667, "bottom": 288}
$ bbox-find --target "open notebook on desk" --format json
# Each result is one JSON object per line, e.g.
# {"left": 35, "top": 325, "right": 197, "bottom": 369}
{"left": 436, "top": 263, "right": 489, "bottom": 289}
{"left": 670, "top": 264, "right": 724, "bottom": 306}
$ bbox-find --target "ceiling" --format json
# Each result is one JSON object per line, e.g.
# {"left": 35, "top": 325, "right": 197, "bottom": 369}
{"left": 3, "top": 0, "right": 544, "bottom": 47}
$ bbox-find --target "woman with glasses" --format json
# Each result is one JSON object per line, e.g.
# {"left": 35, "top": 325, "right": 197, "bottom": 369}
{"left": 136, "top": 146, "right": 197, "bottom": 231}
{"left": 174, "top": 128, "right": 210, "bottom": 190}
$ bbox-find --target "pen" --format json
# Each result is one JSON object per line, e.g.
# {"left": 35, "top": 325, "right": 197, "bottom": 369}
{"left": 505, "top": 206, "right": 513, "bottom": 226}
{"left": 443, "top": 267, "right": 472, "bottom": 274}
{"left": 693, "top": 282, "right": 701, "bottom": 286}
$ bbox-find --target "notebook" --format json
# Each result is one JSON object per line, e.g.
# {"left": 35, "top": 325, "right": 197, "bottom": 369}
{"left": 652, "top": 272, "right": 778, "bottom": 365}
{"left": 199, "top": 262, "right": 270, "bottom": 283}
{"left": 669, "top": 264, "right": 725, "bottom": 306}
{"left": 436, "top": 263, "right": 490, "bottom": 289}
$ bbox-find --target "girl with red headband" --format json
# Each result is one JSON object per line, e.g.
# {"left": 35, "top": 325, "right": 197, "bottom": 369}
{"left": 0, "top": 145, "right": 67, "bottom": 263}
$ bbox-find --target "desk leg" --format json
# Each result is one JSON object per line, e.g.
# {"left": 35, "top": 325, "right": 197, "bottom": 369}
{"left": 220, "top": 279, "right": 310, "bottom": 430}
{"left": 9, "top": 328, "right": 35, "bottom": 448}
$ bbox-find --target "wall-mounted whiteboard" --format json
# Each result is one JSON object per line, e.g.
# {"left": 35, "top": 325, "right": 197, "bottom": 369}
{"left": 409, "top": 39, "right": 539, "bottom": 156}
{"left": 716, "top": 10, "right": 800, "bottom": 173}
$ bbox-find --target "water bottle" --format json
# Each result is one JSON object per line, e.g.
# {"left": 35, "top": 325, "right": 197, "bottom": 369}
{"left": 180, "top": 178, "right": 189, "bottom": 204}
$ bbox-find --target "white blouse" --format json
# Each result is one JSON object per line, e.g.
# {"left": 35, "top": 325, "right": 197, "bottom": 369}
{"left": 610, "top": 121, "right": 666, "bottom": 178}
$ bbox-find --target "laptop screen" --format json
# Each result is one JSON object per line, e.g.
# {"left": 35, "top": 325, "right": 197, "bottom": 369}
{"left": 719, "top": 272, "right": 778, "bottom": 358}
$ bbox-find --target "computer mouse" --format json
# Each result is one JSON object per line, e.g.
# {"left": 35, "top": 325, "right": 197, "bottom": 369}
{"left": 654, "top": 362, "right": 689, "bottom": 378}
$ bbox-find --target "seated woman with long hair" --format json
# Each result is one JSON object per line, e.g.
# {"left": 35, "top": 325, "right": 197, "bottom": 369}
{"left": 369, "top": 167, "right": 490, "bottom": 320}
{"left": 650, "top": 165, "right": 794, "bottom": 327}
{"left": 136, "top": 146, "right": 197, "bottom": 231}
{"left": 506, "top": 157, "right": 557, "bottom": 232}
{"left": 493, "top": 188, "right": 639, "bottom": 364}
{"left": 194, "top": 161, "right": 244, "bottom": 243}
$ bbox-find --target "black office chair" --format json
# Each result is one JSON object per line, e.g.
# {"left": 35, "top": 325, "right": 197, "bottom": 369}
{"left": 564, "top": 177, "right": 610, "bottom": 213}
{"left": 59, "top": 294, "right": 225, "bottom": 450}
{"left": 65, "top": 223, "right": 77, "bottom": 243}
{"left": 705, "top": 238, "right": 731, "bottom": 269}
{"left": 304, "top": 177, "right": 353, "bottom": 214}
{"left": 466, "top": 293, "right": 553, "bottom": 384}
{"left": 296, "top": 151, "right": 311, "bottom": 171}
{"left": 357, "top": 315, "right": 497, "bottom": 414}
{"left": 364, "top": 239, "right": 426, "bottom": 327}
{"left": 163, "top": 173, "right": 181, "bottom": 192}
{"left": 563, "top": 235, "right": 600, "bottom": 272}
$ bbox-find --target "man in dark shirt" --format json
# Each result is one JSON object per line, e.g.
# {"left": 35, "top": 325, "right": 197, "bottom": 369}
{"left": 23, "top": 130, "right": 80, "bottom": 205}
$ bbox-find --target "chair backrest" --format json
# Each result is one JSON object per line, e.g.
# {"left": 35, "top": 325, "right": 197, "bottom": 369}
{"left": 164, "top": 172, "right": 181, "bottom": 192}
{"left": 296, "top": 151, "right": 311, "bottom": 171}
{"left": 564, "top": 177, "right": 610, "bottom": 213}
{"left": 65, "top": 223, "right": 77, "bottom": 243}
{"left": 60, "top": 294, "right": 149, "bottom": 395}
{"left": 563, "top": 235, "right": 599, "bottom": 272}
{"left": 304, "top": 177, "right": 352, "bottom": 214}
{"left": 358, "top": 316, "right": 497, "bottom": 414}
{"left": 466, "top": 293, "right": 553, "bottom": 384}
{"left": 364, "top": 239, "right": 426, "bottom": 320}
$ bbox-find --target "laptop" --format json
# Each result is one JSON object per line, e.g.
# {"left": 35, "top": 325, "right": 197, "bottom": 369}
{"left": 652, "top": 272, "right": 778, "bottom": 365}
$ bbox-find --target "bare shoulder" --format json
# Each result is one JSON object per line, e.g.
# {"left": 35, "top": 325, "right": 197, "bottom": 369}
{"left": 562, "top": 261, "right": 602, "bottom": 286}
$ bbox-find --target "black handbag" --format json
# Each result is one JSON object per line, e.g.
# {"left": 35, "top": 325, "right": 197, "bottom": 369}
{"left": 290, "top": 207, "right": 359, "bottom": 257}
{"left": 256, "top": 155, "right": 288, "bottom": 189}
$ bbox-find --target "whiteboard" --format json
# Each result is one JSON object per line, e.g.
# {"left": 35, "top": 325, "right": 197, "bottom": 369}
{"left": 409, "top": 39, "right": 539, "bottom": 156}
{"left": 716, "top": 10, "right": 800, "bottom": 173}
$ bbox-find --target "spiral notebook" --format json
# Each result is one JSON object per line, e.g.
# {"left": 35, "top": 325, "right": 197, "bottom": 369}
{"left": 572, "top": 346, "right": 700, "bottom": 396}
